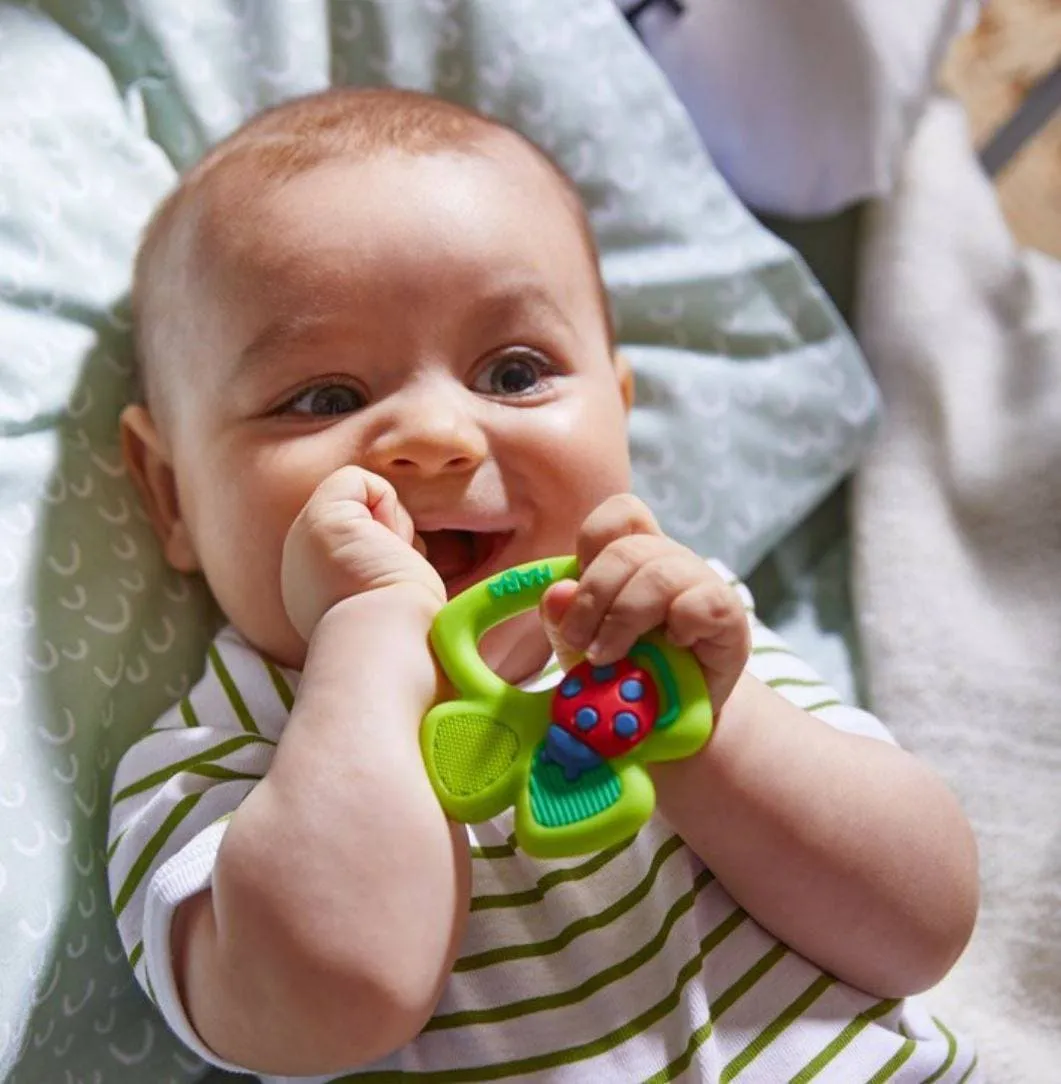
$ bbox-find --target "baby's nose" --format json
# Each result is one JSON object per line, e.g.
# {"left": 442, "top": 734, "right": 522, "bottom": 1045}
{"left": 364, "top": 402, "right": 488, "bottom": 477}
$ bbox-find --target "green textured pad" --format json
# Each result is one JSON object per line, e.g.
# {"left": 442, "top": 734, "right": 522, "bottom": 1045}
{"left": 432, "top": 713, "right": 520, "bottom": 798}
{"left": 529, "top": 756, "right": 621, "bottom": 828}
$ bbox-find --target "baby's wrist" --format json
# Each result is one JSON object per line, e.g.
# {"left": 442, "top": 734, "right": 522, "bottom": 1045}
{"left": 320, "top": 581, "right": 445, "bottom": 631}
{"left": 305, "top": 583, "right": 447, "bottom": 707}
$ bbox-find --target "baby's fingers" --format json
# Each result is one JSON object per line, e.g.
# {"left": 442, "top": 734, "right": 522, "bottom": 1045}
{"left": 540, "top": 581, "right": 582, "bottom": 673}
{"left": 557, "top": 533, "right": 660, "bottom": 656}
{"left": 584, "top": 554, "right": 705, "bottom": 666}
{"left": 322, "top": 467, "right": 413, "bottom": 543}
{"left": 667, "top": 581, "right": 751, "bottom": 709}
{"left": 576, "top": 493, "right": 662, "bottom": 571}
{"left": 355, "top": 470, "right": 407, "bottom": 539}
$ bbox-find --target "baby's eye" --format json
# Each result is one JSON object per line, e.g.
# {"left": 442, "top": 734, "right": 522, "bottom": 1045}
{"left": 473, "top": 351, "right": 554, "bottom": 398}
{"left": 282, "top": 383, "right": 366, "bottom": 417}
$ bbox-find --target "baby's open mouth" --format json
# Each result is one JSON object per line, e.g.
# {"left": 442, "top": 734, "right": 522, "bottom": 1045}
{"left": 420, "top": 529, "right": 513, "bottom": 596}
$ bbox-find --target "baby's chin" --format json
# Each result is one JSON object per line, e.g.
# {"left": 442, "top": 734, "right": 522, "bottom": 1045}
{"left": 215, "top": 597, "right": 309, "bottom": 672}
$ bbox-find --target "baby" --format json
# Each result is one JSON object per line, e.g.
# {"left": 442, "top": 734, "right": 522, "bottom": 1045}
{"left": 107, "top": 88, "right": 980, "bottom": 1082}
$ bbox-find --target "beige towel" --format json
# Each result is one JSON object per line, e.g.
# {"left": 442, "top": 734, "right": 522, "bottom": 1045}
{"left": 852, "top": 95, "right": 1061, "bottom": 1082}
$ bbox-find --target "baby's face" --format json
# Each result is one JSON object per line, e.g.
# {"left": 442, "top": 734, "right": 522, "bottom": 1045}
{"left": 149, "top": 141, "right": 632, "bottom": 668}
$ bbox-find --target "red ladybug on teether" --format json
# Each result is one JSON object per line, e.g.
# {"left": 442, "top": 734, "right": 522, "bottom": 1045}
{"left": 542, "top": 658, "right": 661, "bottom": 781}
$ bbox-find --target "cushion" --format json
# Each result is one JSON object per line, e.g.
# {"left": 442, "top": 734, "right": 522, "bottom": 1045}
{"left": 0, "top": 2, "right": 877, "bottom": 1080}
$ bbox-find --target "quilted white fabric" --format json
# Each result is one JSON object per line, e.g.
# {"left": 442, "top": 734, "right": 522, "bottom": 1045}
{"left": 853, "top": 95, "right": 1061, "bottom": 1083}
{"left": 631, "top": 0, "right": 984, "bottom": 215}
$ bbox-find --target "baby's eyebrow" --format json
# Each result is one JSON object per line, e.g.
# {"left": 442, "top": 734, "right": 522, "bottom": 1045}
{"left": 236, "top": 314, "right": 338, "bottom": 370}
{"left": 234, "top": 282, "right": 576, "bottom": 375}
{"left": 465, "top": 283, "right": 576, "bottom": 340}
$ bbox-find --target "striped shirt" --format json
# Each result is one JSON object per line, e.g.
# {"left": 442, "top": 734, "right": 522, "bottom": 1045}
{"left": 107, "top": 568, "right": 979, "bottom": 1083}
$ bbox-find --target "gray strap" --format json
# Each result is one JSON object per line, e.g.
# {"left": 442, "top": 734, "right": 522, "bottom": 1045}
{"left": 980, "top": 60, "right": 1061, "bottom": 176}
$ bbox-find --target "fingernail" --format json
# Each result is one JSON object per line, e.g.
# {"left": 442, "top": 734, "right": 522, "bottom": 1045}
{"left": 585, "top": 640, "right": 606, "bottom": 664}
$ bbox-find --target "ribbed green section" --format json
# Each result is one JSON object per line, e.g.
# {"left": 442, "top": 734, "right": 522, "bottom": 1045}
{"left": 529, "top": 757, "right": 620, "bottom": 828}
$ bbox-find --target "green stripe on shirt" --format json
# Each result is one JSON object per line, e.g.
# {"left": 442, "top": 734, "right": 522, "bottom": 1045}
{"left": 343, "top": 906, "right": 751, "bottom": 1083}
{"left": 752, "top": 644, "right": 796, "bottom": 657}
{"left": 470, "top": 836, "right": 518, "bottom": 860}
{"left": 720, "top": 974, "right": 837, "bottom": 1082}
{"left": 711, "top": 943, "right": 788, "bottom": 1019}
{"left": 641, "top": 1015, "right": 715, "bottom": 1084}
{"left": 208, "top": 643, "right": 260, "bottom": 733}
{"left": 766, "top": 677, "right": 827, "bottom": 691}
{"left": 113, "top": 792, "right": 203, "bottom": 917}
{"left": 429, "top": 867, "right": 716, "bottom": 1031}
{"left": 789, "top": 997, "right": 900, "bottom": 1083}
{"left": 454, "top": 834, "right": 685, "bottom": 972}
{"left": 185, "top": 764, "right": 264, "bottom": 786}
{"left": 106, "top": 829, "right": 125, "bottom": 864}
{"left": 179, "top": 698, "right": 200, "bottom": 728}
{"left": 921, "top": 1017, "right": 959, "bottom": 1083}
{"left": 957, "top": 1055, "right": 979, "bottom": 1083}
{"left": 470, "top": 835, "right": 636, "bottom": 911}
{"left": 868, "top": 1038, "right": 916, "bottom": 1082}
{"left": 112, "top": 734, "right": 274, "bottom": 804}
{"left": 263, "top": 658, "right": 295, "bottom": 711}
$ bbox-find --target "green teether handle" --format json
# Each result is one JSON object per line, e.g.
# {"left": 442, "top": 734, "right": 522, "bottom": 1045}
{"left": 428, "top": 555, "right": 578, "bottom": 699}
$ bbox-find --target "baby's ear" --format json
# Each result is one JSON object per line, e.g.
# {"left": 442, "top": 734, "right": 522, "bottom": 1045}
{"left": 119, "top": 404, "right": 200, "bottom": 573}
{"left": 614, "top": 350, "right": 635, "bottom": 413}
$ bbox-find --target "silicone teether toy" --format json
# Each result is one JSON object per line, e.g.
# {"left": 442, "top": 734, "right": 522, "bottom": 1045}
{"left": 421, "top": 556, "right": 713, "bottom": 858}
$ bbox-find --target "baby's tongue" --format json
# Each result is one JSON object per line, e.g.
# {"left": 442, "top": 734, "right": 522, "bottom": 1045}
{"left": 422, "top": 530, "right": 477, "bottom": 582}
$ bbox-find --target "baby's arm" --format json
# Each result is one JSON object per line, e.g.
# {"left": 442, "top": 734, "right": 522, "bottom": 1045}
{"left": 650, "top": 672, "right": 977, "bottom": 998}
{"left": 544, "top": 495, "right": 979, "bottom": 999}
{"left": 172, "top": 471, "right": 468, "bottom": 1075}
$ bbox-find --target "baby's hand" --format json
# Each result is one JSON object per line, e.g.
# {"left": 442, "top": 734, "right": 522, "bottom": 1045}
{"left": 281, "top": 466, "right": 445, "bottom": 641}
{"left": 541, "top": 495, "right": 751, "bottom": 714}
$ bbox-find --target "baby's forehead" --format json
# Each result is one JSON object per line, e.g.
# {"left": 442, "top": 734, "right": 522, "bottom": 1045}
{"left": 138, "top": 128, "right": 604, "bottom": 389}
{"left": 192, "top": 132, "right": 570, "bottom": 258}
{"left": 209, "top": 149, "right": 588, "bottom": 324}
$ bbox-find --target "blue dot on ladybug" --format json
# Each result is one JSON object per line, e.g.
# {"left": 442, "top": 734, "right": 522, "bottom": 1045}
{"left": 591, "top": 665, "right": 617, "bottom": 682}
{"left": 574, "top": 706, "right": 599, "bottom": 731}
{"left": 560, "top": 675, "right": 583, "bottom": 698}
{"left": 614, "top": 711, "right": 640, "bottom": 739}
{"left": 619, "top": 678, "right": 644, "bottom": 702}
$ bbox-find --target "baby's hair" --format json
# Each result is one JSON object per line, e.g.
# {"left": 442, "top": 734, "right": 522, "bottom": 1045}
{"left": 131, "top": 86, "right": 612, "bottom": 409}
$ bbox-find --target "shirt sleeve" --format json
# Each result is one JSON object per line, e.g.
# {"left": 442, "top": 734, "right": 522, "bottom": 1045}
{"left": 707, "top": 559, "right": 896, "bottom": 745}
{"left": 106, "top": 626, "right": 299, "bottom": 1071}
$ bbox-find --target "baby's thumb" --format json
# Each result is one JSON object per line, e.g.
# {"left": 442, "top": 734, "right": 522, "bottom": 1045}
{"left": 540, "top": 580, "right": 582, "bottom": 673}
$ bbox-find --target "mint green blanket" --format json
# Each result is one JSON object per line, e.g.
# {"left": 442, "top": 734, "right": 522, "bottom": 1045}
{"left": 0, "top": 2, "right": 876, "bottom": 1080}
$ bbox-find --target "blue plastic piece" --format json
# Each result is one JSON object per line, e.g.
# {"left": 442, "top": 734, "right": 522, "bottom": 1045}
{"left": 559, "top": 675, "right": 583, "bottom": 698}
{"left": 574, "top": 706, "right": 599, "bottom": 731}
{"left": 542, "top": 725, "right": 603, "bottom": 782}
